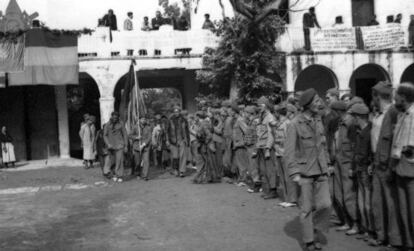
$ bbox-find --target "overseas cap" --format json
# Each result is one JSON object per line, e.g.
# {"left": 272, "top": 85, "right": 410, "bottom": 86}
{"left": 244, "top": 105, "right": 256, "bottom": 114}
{"left": 348, "top": 103, "right": 370, "bottom": 115}
{"left": 372, "top": 81, "right": 393, "bottom": 95}
{"left": 330, "top": 101, "right": 347, "bottom": 111}
{"left": 299, "top": 88, "right": 317, "bottom": 107}
{"left": 346, "top": 96, "right": 365, "bottom": 110}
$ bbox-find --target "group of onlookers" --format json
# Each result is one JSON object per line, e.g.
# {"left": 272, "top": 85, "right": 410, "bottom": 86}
{"left": 98, "top": 9, "right": 216, "bottom": 32}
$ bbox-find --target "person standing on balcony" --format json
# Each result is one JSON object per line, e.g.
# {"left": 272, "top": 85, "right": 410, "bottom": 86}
{"left": 176, "top": 15, "right": 189, "bottom": 31}
{"left": 367, "top": 15, "right": 379, "bottom": 26}
{"left": 303, "top": 7, "right": 320, "bottom": 51}
{"left": 123, "top": 12, "right": 133, "bottom": 31}
{"left": 102, "top": 9, "right": 118, "bottom": 31}
{"left": 141, "top": 16, "right": 151, "bottom": 31}
{"left": 152, "top": 11, "right": 167, "bottom": 31}
{"left": 394, "top": 13, "right": 402, "bottom": 24}
{"left": 409, "top": 15, "right": 414, "bottom": 48}
{"left": 202, "top": 13, "right": 215, "bottom": 32}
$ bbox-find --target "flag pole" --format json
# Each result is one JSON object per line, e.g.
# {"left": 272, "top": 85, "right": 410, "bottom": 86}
{"left": 132, "top": 60, "right": 141, "bottom": 139}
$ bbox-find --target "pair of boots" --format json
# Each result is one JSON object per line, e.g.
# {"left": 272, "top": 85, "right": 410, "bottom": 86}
{"left": 171, "top": 159, "right": 184, "bottom": 177}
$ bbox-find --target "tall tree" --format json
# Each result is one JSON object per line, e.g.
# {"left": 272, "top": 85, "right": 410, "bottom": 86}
{"left": 196, "top": 0, "right": 287, "bottom": 103}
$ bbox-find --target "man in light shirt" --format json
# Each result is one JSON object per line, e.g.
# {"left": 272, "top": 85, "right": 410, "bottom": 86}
{"left": 370, "top": 81, "right": 403, "bottom": 249}
{"left": 124, "top": 12, "right": 133, "bottom": 31}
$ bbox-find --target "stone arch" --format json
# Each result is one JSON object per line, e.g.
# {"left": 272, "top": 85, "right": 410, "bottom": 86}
{"left": 294, "top": 65, "right": 338, "bottom": 97}
{"left": 67, "top": 72, "right": 101, "bottom": 159}
{"left": 349, "top": 63, "right": 390, "bottom": 106}
{"left": 400, "top": 64, "right": 414, "bottom": 85}
{"left": 113, "top": 71, "right": 188, "bottom": 113}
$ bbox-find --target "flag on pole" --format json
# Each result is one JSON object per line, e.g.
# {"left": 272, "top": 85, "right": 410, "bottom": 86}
{"left": 119, "top": 60, "right": 146, "bottom": 132}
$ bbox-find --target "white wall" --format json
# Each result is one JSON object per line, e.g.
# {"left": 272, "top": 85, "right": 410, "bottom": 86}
{"left": 375, "top": 0, "right": 414, "bottom": 27}
{"left": 289, "top": 0, "right": 352, "bottom": 28}
{"left": 288, "top": 0, "right": 414, "bottom": 29}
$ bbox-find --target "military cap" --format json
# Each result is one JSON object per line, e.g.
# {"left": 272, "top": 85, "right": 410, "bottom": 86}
{"left": 372, "top": 81, "right": 393, "bottom": 95}
{"left": 346, "top": 96, "right": 365, "bottom": 110}
{"left": 286, "top": 104, "right": 298, "bottom": 113}
{"left": 299, "top": 88, "right": 317, "bottom": 107}
{"left": 330, "top": 101, "right": 347, "bottom": 111}
{"left": 238, "top": 104, "right": 246, "bottom": 110}
{"left": 348, "top": 103, "right": 370, "bottom": 115}
{"left": 326, "top": 88, "right": 340, "bottom": 97}
{"left": 154, "top": 114, "right": 162, "bottom": 120}
{"left": 244, "top": 105, "right": 256, "bottom": 114}
{"left": 181, "top": 110, "right": 188, "bottom": 116}
{"left": 195, "top": 111, "right": 207, "bottom": 119}
{"left": 257, "top": 96, "right": 272, "bottom": 109}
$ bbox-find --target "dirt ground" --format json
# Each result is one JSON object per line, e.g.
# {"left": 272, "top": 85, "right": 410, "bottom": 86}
{"left": 0, "top": 166, "right": 377, "bottom": 251}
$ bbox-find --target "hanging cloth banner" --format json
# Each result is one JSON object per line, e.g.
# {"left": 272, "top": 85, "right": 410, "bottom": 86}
{"left": 0, "top": 35, "right": 25, "bottom": 73}
{"left": 310, "top": 27, "right": 357, "bottom": 52}
{"left": 360, "top": 25, "right": 405, "bottom": 50}
{"left": 9, "top": 29, "right": 79, "bottom": 86}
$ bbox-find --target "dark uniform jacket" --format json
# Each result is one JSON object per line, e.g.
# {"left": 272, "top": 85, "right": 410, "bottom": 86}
{"left": 232, "top": 116, "right": 249, "bottom": 149}
{"left": 354, "top": 123, "right": 373, "bottom": 171}
{"left": 374, "top": 105, "right": 399, "bottom": 171}
{"left": 103, "top": 121, "right": 127, "bottom": 150}
{"left": 129, "top": 124, "right": 152, "bottom": 152}
{"left": 168, "top": 115, "right": 190, "bottom": 145}
{"left": 285, "top": 113, "right": 329, "bottom": 177}
{"left": 335, "top": 122, "right": 356, "bottom": 165}
{"left": 303, "top": 12, "right": 320, "bottom": 29}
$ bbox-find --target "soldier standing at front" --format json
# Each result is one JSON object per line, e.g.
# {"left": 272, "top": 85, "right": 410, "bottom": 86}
{"left": 103, "top": 112, "right": 128, "bottom": 183}
{"left": 254, "top": 97, "right": 278, "bottom": 200}
{"left": 285, "top": 88, "right": 332, "bottom": 251}
{"left": 168, "top": 106, "right": 190, "bottom": 177}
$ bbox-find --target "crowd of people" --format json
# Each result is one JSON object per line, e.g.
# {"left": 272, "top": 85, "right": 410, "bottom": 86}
{"left": 98, "top": 9, "right": 216, "bottom": 32}
{"left": 79, "top": 81, "right": 414, "bottom": 251}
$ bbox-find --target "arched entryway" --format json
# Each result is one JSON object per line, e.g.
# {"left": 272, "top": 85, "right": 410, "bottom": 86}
{"left": 67, "top": 72, "right": 101, "bottom": 159}
{"left": 295, "top": 65, "right": 338, "bottom": 97}
{"left": 401, "top": 64, "right": 414, "bottom": 84}
{"left": 114, "top": 70, "right": 189, "bottom": 114}
{"left": 349, "top": 64, "right": 390, "bottom": 106}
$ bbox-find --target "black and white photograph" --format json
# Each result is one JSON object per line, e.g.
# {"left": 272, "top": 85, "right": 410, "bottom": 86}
{"left": 0, "top": 0, "right": 413, "bottom": 250}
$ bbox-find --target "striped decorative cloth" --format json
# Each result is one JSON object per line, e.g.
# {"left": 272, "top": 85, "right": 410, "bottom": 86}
{"left": 9, "top": 29, "right": 78, "bottom": 86}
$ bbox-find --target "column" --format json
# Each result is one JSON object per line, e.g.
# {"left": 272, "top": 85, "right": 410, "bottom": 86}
{"left": 99, "top": 97, "right": 115, "bottom": 126}
{"left": 182, "top": 72, "right": 198, "bottom": 113}
{"left": 55, "top": 86, "right": 70, "bottom": 159}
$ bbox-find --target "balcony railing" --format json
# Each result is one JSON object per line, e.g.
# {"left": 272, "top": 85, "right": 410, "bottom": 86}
{"left": 276, "top": 24, "right": 412, "bottom": 53}
{"left": 78, "top": 26, "right": 219, "bottom": 58}
{"left": 78, "top": 24, "right": 413, "bottom": 59}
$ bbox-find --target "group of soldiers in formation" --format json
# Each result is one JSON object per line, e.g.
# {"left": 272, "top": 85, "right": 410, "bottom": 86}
{"left": 81, "top": 81, "right": 414, "bottom": 251}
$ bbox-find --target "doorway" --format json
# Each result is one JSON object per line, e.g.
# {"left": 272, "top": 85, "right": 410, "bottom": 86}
{"left": 352, "top": 0, "right": 375, "bottom": 26}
